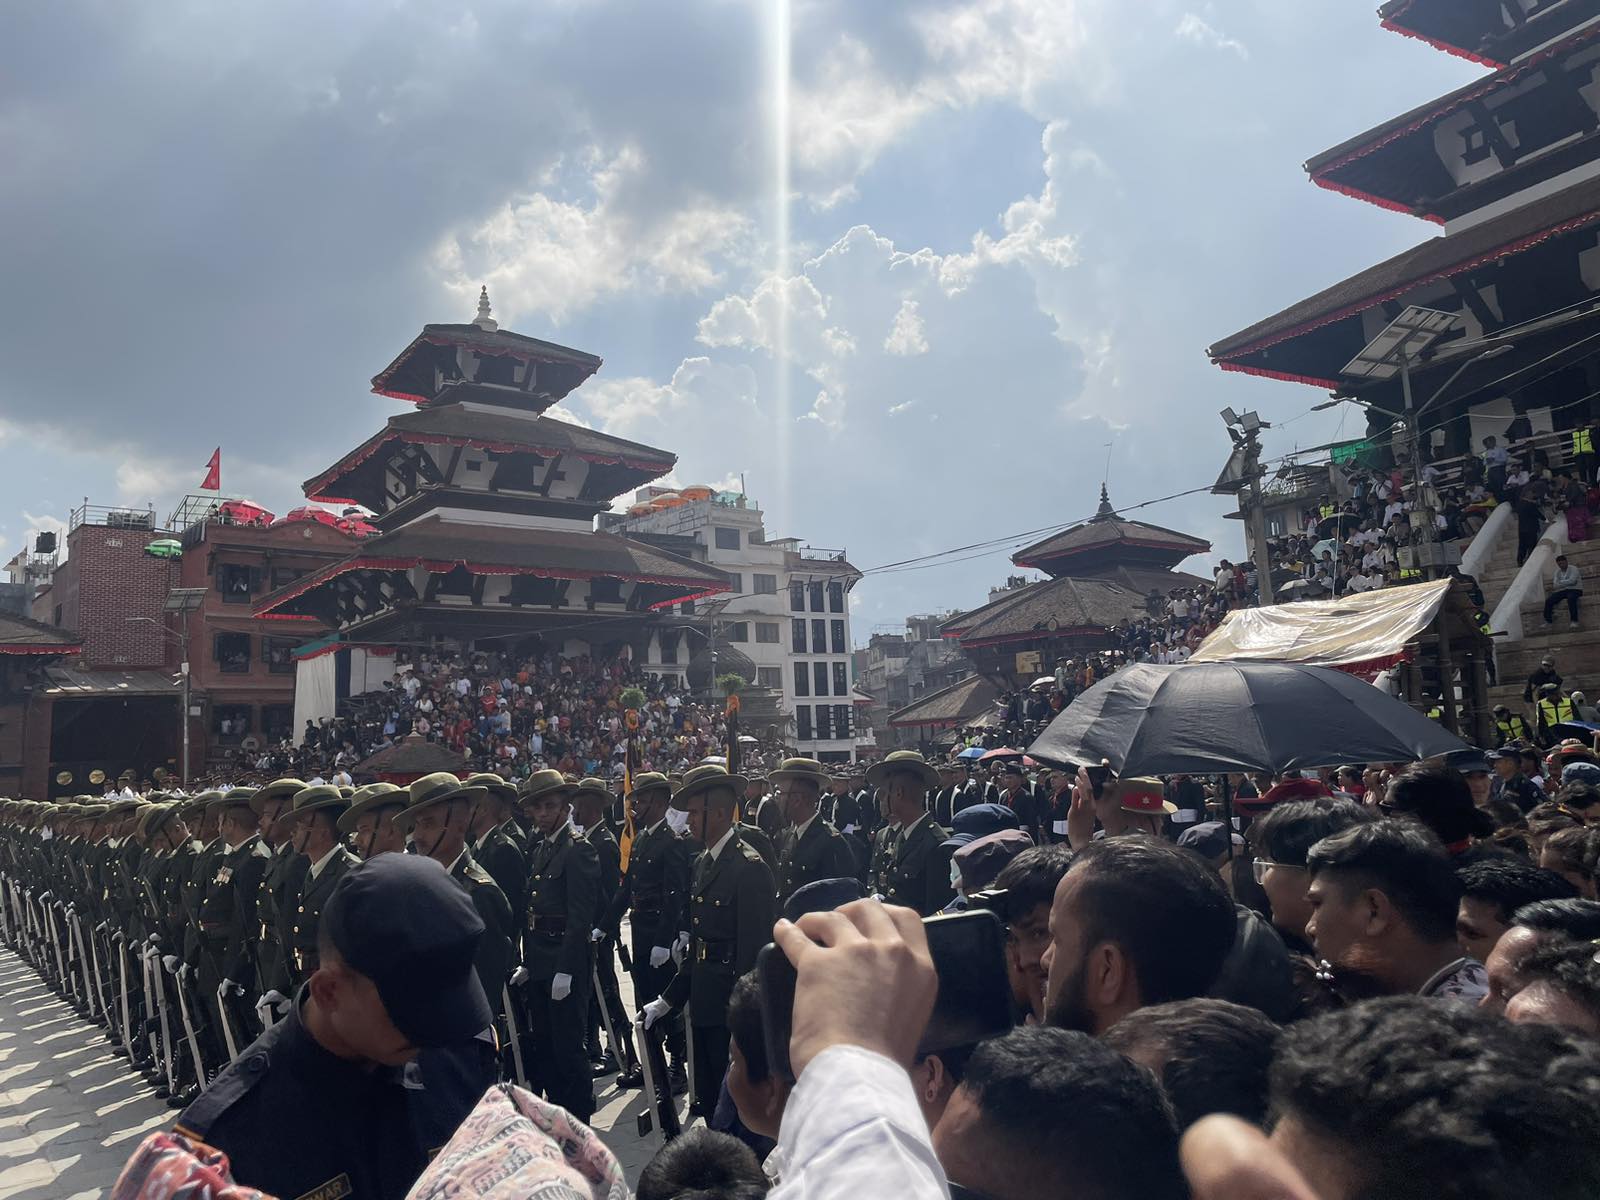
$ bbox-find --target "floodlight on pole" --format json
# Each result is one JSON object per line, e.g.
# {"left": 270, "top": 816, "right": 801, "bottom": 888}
{"left": 1219, "top": 406, "right": 1239, "bottom": 427}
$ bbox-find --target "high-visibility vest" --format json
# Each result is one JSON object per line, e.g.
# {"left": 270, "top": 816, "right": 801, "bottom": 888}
{"left": 1538, "top": 696, "right": 1575, "bottom": 728}
{"left": 1426, "top": 705, "right": 1444, "bottom": 721}
{"left": 1319, "top": 504, "right": 1336, "bottom": 519}
{"left": 1496, "top": 716, "right": 1529, "bottom": 743}
{"left": 1574, "top": 428, "right": 1594, "bottom": 456}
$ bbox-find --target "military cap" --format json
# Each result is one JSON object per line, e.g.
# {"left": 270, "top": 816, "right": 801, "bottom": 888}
{"left": 136, "top": 802, "right": 182, "bottom": 840}
{"left": 391, "top": 772, "right": 486, "bottom": 834}
{"left": 865, "top": 750, "right": 938, "bottom": 791}
{"left": 671, "top": 762, "right": 747, "bottom": 808}
{"left": 250, "top": 777, "right": 307, "bottom": 816}
{"left": 628, "top": 771, "right": 672, "bottom": 798}
{"left": 336, "top": 782, "right": 407, "bottom": 834}
{"left": 78, "top": 802, "right": 110, "bottom": 820}
{"left": 1119, "top": 777, "right": 1177, "bottom": 815}
{"left": 782, "top": 876, "right": 867, "bottom": 922}
{"left": 767, "top": 757, "right": 832, "bottom": 789}
{"left": 574, "top": 776, "right": 612, "bottom": 802}
{"left": 216, "top": 786, "right": 258, "bottom": 813}
{"left": 269, "top": 784, "right": 349, "bottom": 835}
{"left": 520, "top": 768, "right": 579, "bottom": 803}
{"left": 105, "top": 797, "right": 143, "bottom": 817}
{"left": 465, "top": 772, "right": 519, "bottom": 806}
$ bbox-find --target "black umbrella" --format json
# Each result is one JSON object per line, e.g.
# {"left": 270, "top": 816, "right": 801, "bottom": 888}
{"left": 1027, "top": 661, "right": 1469, "bottom": 777}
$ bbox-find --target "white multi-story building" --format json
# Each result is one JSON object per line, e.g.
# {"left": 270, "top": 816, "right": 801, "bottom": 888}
{"left": 605, "top": 488, "right": 862, "bottom": 764}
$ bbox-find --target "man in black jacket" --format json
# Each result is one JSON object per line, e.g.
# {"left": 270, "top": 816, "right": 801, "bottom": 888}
{"left": 574, "top": 776, "right": 639, "bottom": 1083}
{"left": 871, "top": 751, "right": 955, "bottom": 916}
{"left": 769, "top": 757, "right": 856, "bottom": 904}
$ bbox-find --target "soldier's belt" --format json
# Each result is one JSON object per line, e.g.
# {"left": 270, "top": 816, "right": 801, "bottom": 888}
{"left": 695, "top": 939, "right": 735, "bottom": 966}
{"left": 527, "top": 915, "right": 568, "bottom": 935}
{"left": 632, "top": 908, "right": 662, "bottom": 923}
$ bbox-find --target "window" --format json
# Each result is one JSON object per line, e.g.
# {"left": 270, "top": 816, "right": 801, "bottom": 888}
{"left": 814, "top": 662, "right": 829, "bottom": 697}
{"left": 723, "top": 572, "right": 742, "bottom": 595}
{"left": 714, "top": 526, "right": 741, "bottom": 550}
{"left": 831, "top": 620, "right": 846, "bottom": 655}
{"left": 660, "top": 633, "right": 678, "bottom": 665}
{"left": 811, "top": 619, "right": 827, "bottom": 654}
{"left": 757, "top": 667, "right": 783, "bottom": 689}
{"left": 262, "top": 705, "right": 294, "bottom": 741}
{"left": 796, "top": 705, "right": 812, "bottom": 740}
{"left": 212, "top": 704, "right": 252, "bottom": 738}
{"left": 753, "top": 573, "right": 778, "bottom": 595}
{"left": 816, "top": 705, "right": 833, "bottom": 740}
{"left": 833, "top": 661, "right": 848, "bottom": 696}
{"left": 214, "top": 632, "right": 250, "bottom": 673}
{"left": 834, "top": 704, "right": 852, "bottom": 739}
{"left": 217, "top": 563, "right": 257, "bottom": 604}
{"left": 790, "top": 582, "right": 806, "bottom": 611}
{"left": 792, "top": 619, "right": 808, "bottom": 653}
{"left": 1460, "top": 125, "right": 1491, "bottom": 166}
{"left": 680, "top": 599, "right": 695, "bottom": 615}
{"left": 809, "top": 582, "right": 825, "bottom": 612}
{"left": 793, "top": 662, "right": 810, "bottom": 696}
{"left": 828, "top": 582, "right": 844, "bottom": 612}
{"left": 725, "top": 622, "right": 749, "bottom": 643}
{"left": 264, "top": 637, "right": 298, "bottom": 674}
{"left": 755, "top": 622, "right": 780, "bottom": 644}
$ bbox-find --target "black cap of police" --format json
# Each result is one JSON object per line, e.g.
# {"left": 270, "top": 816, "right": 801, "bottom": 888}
{"left": 322, "top": 854, "right": 491, "bottom": 1048}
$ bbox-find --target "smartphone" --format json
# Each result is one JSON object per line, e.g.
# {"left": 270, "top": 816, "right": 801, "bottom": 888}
{"left": 756, "top": 908, "right": 1013, "bottom": 1084}
{"left": 1085, "top": 764, "right": 1111, "bottom": 799}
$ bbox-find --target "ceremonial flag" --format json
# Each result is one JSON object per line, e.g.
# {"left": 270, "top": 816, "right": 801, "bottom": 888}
{"left": 200, "top": 449, "right": 221, "bottom": 491}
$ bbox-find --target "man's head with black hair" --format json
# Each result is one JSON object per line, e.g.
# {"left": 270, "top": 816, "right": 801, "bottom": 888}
{"left": 1102, "top": 998, "right": 1278, "bottom": 1130}
{"left": 1455, "top": 858, "right": 1577, "bottom": 963}
{"left": 1248, "top": 798, "right": 1374, "bottom": 950}
{"left": 992, "top": 844, "right": 1073, "bottom": 1020}
{"left": 1305, "top": 819, "right": 1466, "bottom": 997}
{"left": 1043, "top": 836, "right": 1235, "bottom": 1034}
{"left": 635, "top": 1127, "right": 768, "bottom": 1200}
{"left": 1382, "top": 764, "right": 1493, "bottom": 849}
{"left": 932, "top": 1026, "right": 1185, "bottom": 1200}
{"left": 1540, "top": 825, "right": 1600, "bottom": 899}
{"left": 1481, "top": 898, "right": 1600, "bottom": 1016}
{"left": 725, "top": 971, "right": 787, "bottom": 1141}
{"left": 1269, "top": 996, "right": 1600, "bottom": 1200}
{"left": 1506, "top": 939, "right": 1600, "bottom": 1035}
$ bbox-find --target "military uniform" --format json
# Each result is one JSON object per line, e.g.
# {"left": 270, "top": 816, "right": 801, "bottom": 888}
{"left": 520, "top": 772, "right": 600, "bottom": 1122}
{"left": 776, "top": 815, "right": 856, "bottom": 903}
{"left": 286, "top": 842, "right": 358, "bottom": 987}
{"left": 882, "top": 812, "right": 955, "bottom": 916}
{"left": 662, "top": 770, "right": 775, "bottom": 1113}
{"left": 450, "top": 851, "right": 513, "bottom": 1014}
{"left": 248, "top": 779, "right": 308, "bottom": 1001}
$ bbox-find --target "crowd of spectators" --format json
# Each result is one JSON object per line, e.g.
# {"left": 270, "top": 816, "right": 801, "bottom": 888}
{"left": 239, "top": 647, "right": 789, "bottom": 783}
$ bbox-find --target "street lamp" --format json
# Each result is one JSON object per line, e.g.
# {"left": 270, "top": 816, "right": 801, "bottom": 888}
{"left": 127, "top": 587, "right": 207, "bottom": 789}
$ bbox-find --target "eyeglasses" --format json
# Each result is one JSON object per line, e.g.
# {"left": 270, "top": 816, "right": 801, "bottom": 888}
{"left": 1252, "top": 857, "right": 1303, "bottom": 884}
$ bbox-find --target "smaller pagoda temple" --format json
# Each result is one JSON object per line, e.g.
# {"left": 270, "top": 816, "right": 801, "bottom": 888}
{"left": 255, "top": 291, "right": 731, "bottom": 654}
{"left": 938, "top": 487, "right": 1210, "bottom": 687}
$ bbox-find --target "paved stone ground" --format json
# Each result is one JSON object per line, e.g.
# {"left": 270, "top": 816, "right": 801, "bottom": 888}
{"left": 0, "top": 944, "right": 676, "bottom": 1196}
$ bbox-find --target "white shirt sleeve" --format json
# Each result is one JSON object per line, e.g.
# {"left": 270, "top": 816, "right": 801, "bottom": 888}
{"left": 770, "top": 1045, "right": 950, "bottom": 1200}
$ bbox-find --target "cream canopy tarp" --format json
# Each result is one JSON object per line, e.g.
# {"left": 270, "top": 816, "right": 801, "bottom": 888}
{"left": 1190, "top": 579, "right": 1453, "bottom": 668}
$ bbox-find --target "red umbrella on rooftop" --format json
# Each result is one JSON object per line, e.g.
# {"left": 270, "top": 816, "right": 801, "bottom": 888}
{"left": 274, "top": 505, "right": 341, "bottom": 529}
{"left": 217, "top": 498, "right": 274, "bottom": 526}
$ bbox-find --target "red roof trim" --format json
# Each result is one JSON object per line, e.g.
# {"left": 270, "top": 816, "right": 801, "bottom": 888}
{"left": 1217, "top": 359, "right": 1342, "bottom": 390}
{"left": 0, "top": 642, "right": 82, "bottom": 655}
{"left": 1378, "top": 14, "right": 1507, "bottom": 69}
{"left": 1213, "top": 205, "right": 1600, "bottom": 365}
{"left": 1310, "top": 173, "right": 1445, "bottom": 224}
{"left": 1312, "top": 26, "right": 1597, "bottom": 198}
{"left": 304, "top": 428, "right": 672, "bottom": 500}
{"left": 371, "top": 331, "right": 597, "bottom": 402}
{"left": 255, "top": 554, "right": 729, "bottom": 616}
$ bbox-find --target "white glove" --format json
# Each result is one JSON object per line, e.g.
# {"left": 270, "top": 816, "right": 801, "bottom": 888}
{"left": 650, "top": 945, "right": 671, "bottom": 969}
{"left": 255, "top": 988, "right": 288, "bottom": 1017}
{"left": 642, "top": 997, "right": 671, "bottom": 1029}
{"left": 590, "top": 927, "right": 605, "bottom": 943}
{"left": 551, "top": 972, "right": 572, "bottom": 1002}
{"left": 671, "top": 930, "right": 690, "bottom": 964}
{"left": 178, "top": 963, "right": 192, "bottom": 983}
{"left": 147, "top": 932, "right": 161, "bottom": 947}
{"left": 161, "top": 954, "right": 180, "bottom": 975}
{"left": 222, "top": 979, "right": 244, "bottom": 998}
{"left": 509, "top": 964, "right": 529, "bottom": 987}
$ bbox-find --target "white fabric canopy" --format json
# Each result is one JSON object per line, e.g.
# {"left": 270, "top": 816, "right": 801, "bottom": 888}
{"left": 293, "top": 652, "right": 337, "bottom": 745}
{"left": 1190, "top": 579, "right": 1452, "bottom": 668}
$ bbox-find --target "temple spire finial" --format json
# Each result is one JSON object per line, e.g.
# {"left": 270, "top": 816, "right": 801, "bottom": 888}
{"left": 473, "top": 285, "right": 498, "bottom": 332}
{"left": 1095, "top": 482, "right": 1115, "bottom": 519}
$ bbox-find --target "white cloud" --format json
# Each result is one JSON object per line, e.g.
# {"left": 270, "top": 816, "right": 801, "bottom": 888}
{"left": 580, "top": 357, "right": 759, "bottom": 436}
{"left": 884, "top": 299, "right": 929, "bottom": 356}
{"left": 1174, "top": 13, "right": 1249, "bottom": 59}
{"left": 434, "top": 145, "right": 753, "bottom": 323}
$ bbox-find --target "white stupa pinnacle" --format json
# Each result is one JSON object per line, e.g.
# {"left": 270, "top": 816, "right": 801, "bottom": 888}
{"left": 473, "top": 285, "right": 498, "bottom": 332}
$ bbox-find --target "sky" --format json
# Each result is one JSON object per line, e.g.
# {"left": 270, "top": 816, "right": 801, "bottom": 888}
{"left": 0, "top": 1, "right": 1482, "bottom": 641}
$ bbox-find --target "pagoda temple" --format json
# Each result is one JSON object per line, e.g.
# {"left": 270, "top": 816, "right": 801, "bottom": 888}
{"left": 937, "top": 487, "right": 1210, "bottom": 687}
{"left": 1209, "top": 2, "right": 1600, "bottom": 457}
{"left": 254, "top": 291, "right": 731, "bottom": 652}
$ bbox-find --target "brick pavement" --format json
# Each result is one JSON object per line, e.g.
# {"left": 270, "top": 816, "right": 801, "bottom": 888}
{"left": 0, "top": 944, "right": 676, "bottom": 1195}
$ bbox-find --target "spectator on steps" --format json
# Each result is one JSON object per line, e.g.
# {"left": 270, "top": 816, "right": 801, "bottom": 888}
{"left": 1546, "top": 554, "right": 1583, "bottom": 629}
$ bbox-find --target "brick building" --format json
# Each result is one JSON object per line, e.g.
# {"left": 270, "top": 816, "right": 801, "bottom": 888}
{"left": 34, "top": 505, "right": 170, "bottom": 669}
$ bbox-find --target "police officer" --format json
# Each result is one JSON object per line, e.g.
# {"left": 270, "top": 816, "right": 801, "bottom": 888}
{"left": 1493, "top": 704, "right": 1531, "bottom": 746}
{"left": 871, "top": 750, "right": 955, "bottom": 916}
{"left": 517, "top": 769, "right": 599, "bottom": 1121}
{"left": 769, "top": 757, "right": 856, "bottom": 904}
{"left": 175, "top": 854, "right": 494, "bottom": 1200}
{"left": 643, "top": 762, "right": 776, "bottom": 1116}
{"left": 605, "top": 772, "right": 690, "bottom": 1092}
{"left": 573, "top": 776, "right": 640, "bottom": 1081}
{"left": 338, "top": 782, "right": 408, "bottom": 861}
{"left": 393, "top": 772, "right": 514, "bottom": 1015}
{"left": 274, "top": 784, "right": 357, "bottom": 991}
{"left": 1536, "top": 683, "right": 1578, "bottom": 747}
